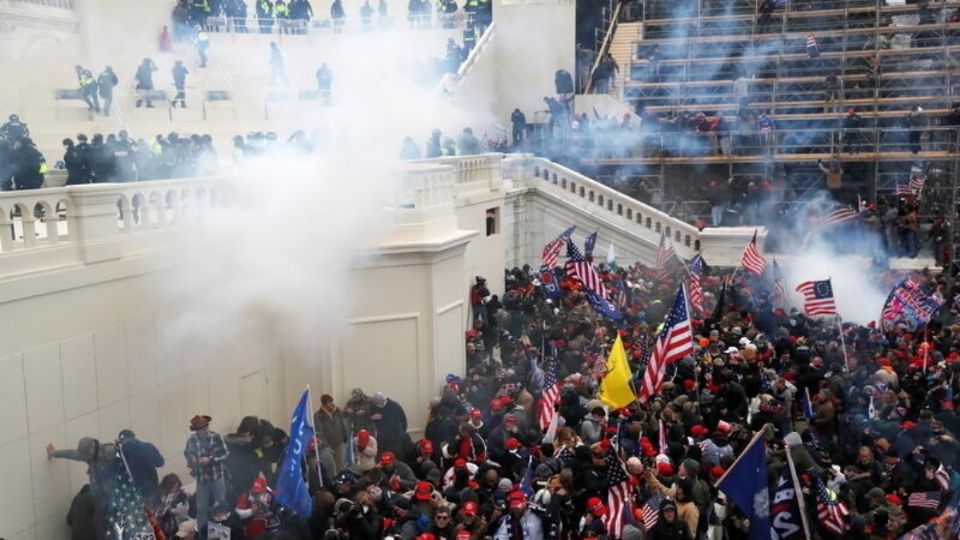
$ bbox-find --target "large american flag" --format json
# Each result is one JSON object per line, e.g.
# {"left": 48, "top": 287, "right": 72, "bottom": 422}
{"left": 603, "top": 447, "right": 633, "bottom": 538}
{"left": 796, "top": 279, "right": 837, "bottom": 317}
{"left": 639, "top": 286, "right": 694, "bottom": 404}
{"left": 908, "top": 491, "right": 943, "bottom": 510}
{"left": 537, "top": 359, "right": 562, "bottom": 431}
{"left": 772, "top": 258, "right": 787, "bottom": 309}
{"left": 639, "top": 490, "right": 665, "bottom": 530}
{"left": 542, "top": 226, "right": 575, "bottom": 268}
{"left": 815, "top": 479, "right": 848, "bottom": 535}
{"left": 656, "top": 231, "right": 679, "bottom": 279}
{"left": 566, "top": 238, "right": 608, "bottom": 298}
{"left": 811, "top": 207, "right": 859, "bottom": 230}
{"left": 688, "top": 254, "right": 705, "bottom": 315}
{"left": 740, "top": 230, "right": 766, "bottom": 275}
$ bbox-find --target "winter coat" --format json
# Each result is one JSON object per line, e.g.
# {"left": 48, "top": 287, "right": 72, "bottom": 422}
{"left": 314, "top": 407, "right": 349, "bottom": 446}
{"left": 120, "top": 438, "right": 165, "bottom": 498}
{"left": 372, "top": 399, "right": 409, "bottom": 455}
{"left": 67, "top": 484, "right": 97, "bottom": 540}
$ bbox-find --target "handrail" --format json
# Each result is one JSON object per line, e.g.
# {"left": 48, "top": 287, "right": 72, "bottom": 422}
{"left": 524, "top": 156, "right": 702, "bottom": 249}
{"left": 433, "top": 22, "right": 496, "bottom": 98}
{"left": 585, "top": 0, "right": 623, "bottom": 94}
{"left": 6, "top": 0, "right": 74, "bottom": 8}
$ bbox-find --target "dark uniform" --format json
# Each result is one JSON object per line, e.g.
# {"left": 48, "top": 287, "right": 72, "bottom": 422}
{"left": 97, "top": 67, "right": 118, "bottom": 116}
{"left": 173, "top": 61, "right": 190, "bottom": 108}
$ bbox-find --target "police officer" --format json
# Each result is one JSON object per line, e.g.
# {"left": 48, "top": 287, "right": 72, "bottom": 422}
{"left": 194, "top": 26, "right": 210, "bottom": 67}
{"left": 97, "top": 66, "right": 118, "bottom": 116}
{"left": 0, "top": 114, "right": 29, "bottom": 143}
{"left": 462, "top": 25, "right": 476, "bottom": 52}
{"left": 172, "top": 61, "right": 190, "bottom": 108}
{"left": 11, "top": 137, "right": 46, "bottom": 190}
{"left": 135, "top": 58, "right": 158, "bottom": 108}
{"left": 75, "top": 65, "right": 100, "bottom": 112}
{"left": 74, "top": 134, "right": 93, "bottom": 184}
{"left": 62, "top": 138, "right": 84, "bottom": 185}
{"left": 256, "top": 0, "right": 274, "bottom": 33}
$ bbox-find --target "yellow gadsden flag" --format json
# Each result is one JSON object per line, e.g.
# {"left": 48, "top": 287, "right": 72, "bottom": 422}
{"left": 598, "top": 334, "right": 637, "bottom": 409}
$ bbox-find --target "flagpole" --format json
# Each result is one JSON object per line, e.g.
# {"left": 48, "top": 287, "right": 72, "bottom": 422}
{"left": 836, "top": 314, "right": 849, "bottom": 372}
{"left": 922, "top": 326, "right": 930, "bottom": 373}
{"left": 306, "top": 385, "right": 324, "bottom": 488}
{"left": 712, "top": 429, "right": 766, "bottom": 488}
{"left": 785, "top": 445, "right": 813, "bottom": 540}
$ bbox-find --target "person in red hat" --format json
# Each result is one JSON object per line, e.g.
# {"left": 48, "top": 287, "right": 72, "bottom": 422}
{"left": 578, "top": 497, "right": 608, "bottom": 538}
{"left": 184, "top": 414, "right": 229, "bottom": 535}
{"left": 468, "top": 408, "right": 490, "bottom": 438}
{"left": 234, "top": 477, "right": 280, "bottom": 539}
{"left": 456, "top": 500, "right": 488, "bottom": 539}
{"left": 491, "top": 491, "right": 544, "bottom": 539}
{"left": 451, "top": 423, "right": 487, "bottom": 465}
{"left": 443, "top": 457, "right": 480, "bottom": 491}
{"left": 354, "top": 429, "right": 378, "bottom": 471}
{"left": 414, "top": 438, "right": 439, "bottom": 478}
{"left": 486, "top": 414, "right": 525, "bottom": 464}
{"left": 378, "top": 451, "right": 418, "bottom": 491}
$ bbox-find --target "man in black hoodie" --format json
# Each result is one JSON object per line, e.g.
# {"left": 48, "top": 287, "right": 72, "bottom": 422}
{"left": 649, "top": 498, "right": 692, "bottom": 540}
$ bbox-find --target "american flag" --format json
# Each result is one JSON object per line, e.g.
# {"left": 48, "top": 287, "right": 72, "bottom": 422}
{"left": 537, "top": 359, "right": 562, "bottom": 431}
{"left": 909, "top": 492, "right": 943, "bottom": 510}
{"left": 740, "top": 230, "right": 766, "bottom": 275}
{"left": 815, "top": 479, "right": 848, "bottom": 535}
{"left": 910, "top": 170, "right": 927, "bottom": 192}
{"left": 566, "top": 238, "right": 608, "bottom": 298}
{"left": 542, "top": 226, "right": 575, "bottom": 268}
{"left": 639, "top": 286, "right": 694, "bottom": 404}
{"left": 656, "top": 231, "right": 680, "bottom": 279}
{"left": 603, "top": 446, "right": 633, "bottom": 538}
{"left": 795, "top": 279, "right": 837, "bottom": 317}
{"left": 896, "top": 183, "right": 915, "bottom": 197}
{"left": 937, "top": 464, "right": 951, "bottom": 491}
{"left": 772, "top": 258, "right": 787, "bottom": 309}
{"left": 639, "top": 490, "right": 665, "bottom": 531}
{"left": 811, "top": 206, "right": 859, "bottom": 230}
{"left": 688, "top": 255, "right": 705, "bottom": 315}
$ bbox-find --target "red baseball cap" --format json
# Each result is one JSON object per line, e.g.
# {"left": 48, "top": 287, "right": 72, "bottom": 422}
{"left": 380, "top": 451, "right": 396, "bottom": 466}
{"left": 504, "top": 415, "right": 518, "bottom": 425}
{"left": 419, "top": 439, "right": 434, "bottom": 454}
{"left": 414, "top": 481, "right": 433, "bottom": 501}
{"left": 462, "top": 501, "right": 478, "bottom": 516}
{"left": 454, "top": 458, "right": 467, "bottom": 469}
{"left": 456, "top": 531, "right": 471, "bottom": 540}
{"left": 587, "top": 496, "right": 606, "bottom": 517}
{"left": 470, "top": 409, "right": 483, "bottom": 420}
{"left": 506, "top": 438, "right": 521, "bottom": 450}
{"left": 251, "top": 477, "right": 268, "bottom": 494}
{"left": 508, "top": 491, "right": 526, "bottom": 509}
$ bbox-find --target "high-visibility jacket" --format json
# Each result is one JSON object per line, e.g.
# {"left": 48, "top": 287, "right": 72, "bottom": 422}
{"left": 38, "top": 162, "right": 48, "bottom": 174}
{"left": 464, "top": 0, "right": 478, "bottom": 11}
{"left": 463, "top": 27, "right": 476, "bottom": 46}
{"left": 78, "top": 71, "right": 96, "bottom": 88}
{"left": 149, "top": 140, "right": 163, "bottom": 156}
{"left": 258, "top": 0, "right": 273, "bottom": 15}
{"left": 275, "top": 2, "right": 288, "bottom": 16}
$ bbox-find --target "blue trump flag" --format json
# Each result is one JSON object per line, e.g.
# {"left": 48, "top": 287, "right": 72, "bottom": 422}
{"left": 275, "top": 388, "right": 315, "bottom": 517}
{"left": 717, "top": 432, "right": 770, "bottom": 540}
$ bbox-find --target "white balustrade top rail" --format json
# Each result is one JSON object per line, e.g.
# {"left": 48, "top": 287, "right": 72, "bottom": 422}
{"left": 5, "top": 0, "right": 74, "bottom": 9}
{"left": 512, "top": 155, "right": 702, "bottom": 252}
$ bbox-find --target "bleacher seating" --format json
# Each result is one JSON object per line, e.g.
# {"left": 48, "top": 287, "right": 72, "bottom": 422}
{"left": 583, "top": 0, "right": 960, "bottom": 222}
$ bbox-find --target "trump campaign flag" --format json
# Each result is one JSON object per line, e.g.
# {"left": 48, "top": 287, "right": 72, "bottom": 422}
{"left": 716, "top": 432, "right": 770, "bottom": 540}
{"left": 275, "top": 388, "right": 316, "bottom": 517}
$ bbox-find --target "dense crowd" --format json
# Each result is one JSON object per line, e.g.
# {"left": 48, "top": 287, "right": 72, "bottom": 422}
{"left": 50, "top": 247, "right": 960, "bottom": 539}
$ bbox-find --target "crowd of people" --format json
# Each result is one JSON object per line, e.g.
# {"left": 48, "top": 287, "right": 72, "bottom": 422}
{"left": 50, "top": 244, "right": 960, "bottom": 539}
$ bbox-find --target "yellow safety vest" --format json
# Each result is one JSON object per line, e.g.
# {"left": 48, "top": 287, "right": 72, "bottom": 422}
{"left": 149, "top": 140, "right": 162, "bottom": 155}
{"left": 275, "top": 3, "right": 288, "bottom": 15}
{"left": 79, "top": 73, "right": 94, "bottom": 87}
{"left": 38, "top": 162, "right": 48, "bottom": 174}
{"left": 197, "top": 31, "right": 209, "bottom": 42}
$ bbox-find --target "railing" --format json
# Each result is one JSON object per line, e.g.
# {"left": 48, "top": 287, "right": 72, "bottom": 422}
{"left": 572, "top": 126, "right": 960, "bottom": 161}
{"left": 434, "top": 22, "right": 495, "bottom": 98}
{"left": 585, "top": 0, "right": 622, "bottom": 94}
{"left": 424, "top": 154, "right": 504, "bottom": 195}
{"left": 197, "top": 12, "right": 473, "bottom": 37}
{"left": 519, "top": 155, "right": 702, "bottom": 251}
{"left": 6, "top": 0, "right": 74, "bottom": 8}
{"left": 0, "top": 178, "right": 224, "bottom": 262}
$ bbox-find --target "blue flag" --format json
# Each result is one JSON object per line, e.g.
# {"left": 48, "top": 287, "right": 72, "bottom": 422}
{"left": 585, "top": 289, "right": 625, "bottom": 321}
{"left": 538, "top": 264, "right": 563, "bottom": 299}
{"left": 519, "top": 456, "right": 535, "bottom": 497}
{"left": 275, "top": 388, "right": 315, "bottom": 517}
{"left": 584, "top": 231, "right": 598, "bottom": 259}
{"left": 717, "top": 434, "right": 770, "bottom": 540}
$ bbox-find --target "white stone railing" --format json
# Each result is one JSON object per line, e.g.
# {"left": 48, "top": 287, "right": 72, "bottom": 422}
{"left": 0, "top": 177, "right": 225, "bottom": 270}
{"left": 507, "top": 154, "right": 703, "bottom": 252}
{"left": 5, "top": 0, "right": 74, "bottom": 8}
{"left": 421, "top": 153, "right": 503, "bottom": 196}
